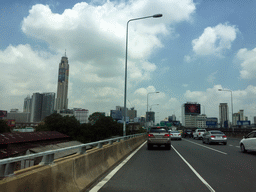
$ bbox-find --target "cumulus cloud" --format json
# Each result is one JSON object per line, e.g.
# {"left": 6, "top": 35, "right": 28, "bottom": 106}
{"left": 183, "top": 85, "right": 256, "bottom": 120}
{"left": 236, "top": 48, "right": 256, "bottom": 79}
{"left": 1, "top": 0, "right": 196, "bottom": 118}
{"left": 192, "top": 23, "right": 238, "bottom": 56}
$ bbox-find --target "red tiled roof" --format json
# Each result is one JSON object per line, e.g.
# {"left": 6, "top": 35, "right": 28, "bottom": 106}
{"left": 0, "top": 131, "right": 69, "bottom": 144}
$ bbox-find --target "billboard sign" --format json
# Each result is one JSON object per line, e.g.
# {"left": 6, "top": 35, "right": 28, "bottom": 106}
{"left": 185, "top": 104, "right": 200, "bottom": 115}
{"left": 237, "top": 121, "right": 251, "bottom": 126}
{"left": 7, "top": 119, "right": 15, "bottom": 127}
{"left": 111, "top": 110, "right": 122, "bottom": 120}
{"left": 0, "top": 110, "right": 7, "bottom": 117}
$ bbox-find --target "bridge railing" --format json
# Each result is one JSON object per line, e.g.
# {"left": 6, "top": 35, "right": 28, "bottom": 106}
{"left": 0, "top": 133, "right": 146, "bottom": 178}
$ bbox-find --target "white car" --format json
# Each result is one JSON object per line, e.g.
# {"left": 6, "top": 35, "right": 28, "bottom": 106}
{"left": 239, "top": 131, "right": 256, "bottom": 153}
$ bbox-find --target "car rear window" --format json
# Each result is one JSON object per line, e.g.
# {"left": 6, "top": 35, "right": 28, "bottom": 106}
{"left": 150, "top": 128, "right": 167, "bottom": 133}
{"left": 198, "top": 130, "right": 205, "bottom": 132}
{"left": 210, "top": 131, "right": 223, "bottom": 134}
{"left": 171, "top": 131, "right": 180, "bottom": 133}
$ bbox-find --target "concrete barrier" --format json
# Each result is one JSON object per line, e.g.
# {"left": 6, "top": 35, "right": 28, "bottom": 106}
{"left": 0, "top": 135, "right": 147, "bottom": 192}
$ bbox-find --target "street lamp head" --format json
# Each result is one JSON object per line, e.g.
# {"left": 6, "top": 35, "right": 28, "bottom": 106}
{"left": 156, "top": 91, "right": 160, "bottom": 93}
{"left": 153, "top": 14, "right": 163, "bottom": 18}
{"left": 218, "top": 89, "right": 222, "bottom": 91}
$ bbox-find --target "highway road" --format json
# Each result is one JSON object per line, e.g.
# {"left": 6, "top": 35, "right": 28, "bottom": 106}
{"left": 88, "top": 137, "right": 256, "bottom": 192}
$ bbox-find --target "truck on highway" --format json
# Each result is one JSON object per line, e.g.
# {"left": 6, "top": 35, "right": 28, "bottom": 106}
{"left": 193, "top": 128, "right": 206, "bottom": 139}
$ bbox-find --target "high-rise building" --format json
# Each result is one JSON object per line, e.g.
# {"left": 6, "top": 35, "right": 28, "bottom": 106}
{"left": 219, "top": 103, "right": 229, "bottom": 128}
{"left": 73, "top": 108, "right": 89, "bottom": 124}
{"left": 55, "top": 53, "right": 69, "bottom": 111}
{"left": 146, "top": 112, "right": 155, "bottom": 123}
{"left": 30, "top": 93, "right": 43, "bottom": 122}
{"left": 182, "top": 102, "right": 201, "bottom": 127}
{"left": 29, "top": 92, "right": 55, "bottom": 122}
{"left": 41, "top": 93, "right": 55, "bottom": 120}
{"left": 233, "top": 113, "right": 240, "bottom": 125}
{"left": 23, "top": 95, "right": 32, "bottom": 113}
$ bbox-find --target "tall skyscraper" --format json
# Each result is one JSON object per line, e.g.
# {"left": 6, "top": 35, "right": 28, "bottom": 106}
{"left": 30, "top": 93, "right": 43, "bottom": 122}
{"left": 23, "top": 95, "right": 32, "bottom": 113}
{"left": 219, "top": 103, "right": 229, "bottom": 128}
{"left": 27, "top": 92, "right": 55, "bottom": 122}
{"left": 55, "top": 52, "right": 69, "bottom": 111}
{"left": 41, "top": 92, "right": 55, "bottom": 120}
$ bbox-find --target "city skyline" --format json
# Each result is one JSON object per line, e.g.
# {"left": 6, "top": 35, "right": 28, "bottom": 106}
{"left": 0, "top": 0, "right": 256, "bottom": 122}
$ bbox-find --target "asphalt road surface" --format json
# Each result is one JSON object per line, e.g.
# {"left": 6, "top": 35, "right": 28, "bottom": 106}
{"left": 89, "top": 137, "right": 256, "bottom": 192}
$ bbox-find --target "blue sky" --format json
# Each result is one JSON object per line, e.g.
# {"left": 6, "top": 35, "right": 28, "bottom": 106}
{"left": 1, "top": 0, "right": 256, "bottom": 123}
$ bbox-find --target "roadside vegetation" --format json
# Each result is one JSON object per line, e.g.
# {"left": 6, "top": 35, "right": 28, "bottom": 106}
{"left": 36, "top": 112, "right": 145, "bottom": 143}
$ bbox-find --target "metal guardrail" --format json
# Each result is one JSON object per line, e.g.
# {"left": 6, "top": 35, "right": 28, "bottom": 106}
{"left": 0, "top": 133, "right": 146, "bottom": 178}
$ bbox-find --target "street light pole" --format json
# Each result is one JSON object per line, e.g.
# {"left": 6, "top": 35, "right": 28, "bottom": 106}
{"left": 218, "top": 89, "right": 234, "bottom": 129}
{"left": 150, "top": 104, "right": 159, "bottom": 111}
{"left": 123, "top": 14, "right": 162, "bottom": 136}
{"left": 147, "top": 92, "right": 160, "bottom": 112}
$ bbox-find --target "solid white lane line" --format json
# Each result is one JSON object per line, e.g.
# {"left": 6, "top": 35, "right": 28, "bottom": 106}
{"left": 172, "top": 145, "right": 215, "bottom": 192}
{"left": 89, "top": 141, "right": 147, "bottom": 192}
{"left": 229, "top": 145, "right": 233, "bottom": 146}
{"left": 184, "top": 139, "right": 227, "bottom": 155}
{"left": 236, "top": 146, "right": 240, "bottom": 148}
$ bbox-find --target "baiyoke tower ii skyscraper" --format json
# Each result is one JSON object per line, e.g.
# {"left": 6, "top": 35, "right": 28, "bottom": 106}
{"left": 55, "top": 51, "right": 69, "bottom": 111}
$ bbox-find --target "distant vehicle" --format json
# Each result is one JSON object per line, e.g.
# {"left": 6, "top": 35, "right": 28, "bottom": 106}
{"left": 202, "top": 131, "right": 227, "bottom": 145}
{"left": 169, "top": 130, "right": 182, "bottom": 140}
{"left": 183, "top": 129, "right": 192, "bottom": 138}
{"left": 239, "top": 131, "right": 256, "bottom": 153}
{"left": 193, "top": 129, "right": 206, "bottom": 139}
{"left": 147, "top": 126, "right": 171, "bottom": 150}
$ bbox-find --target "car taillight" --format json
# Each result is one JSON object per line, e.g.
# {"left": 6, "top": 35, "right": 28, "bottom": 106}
{"left": 148, "top": 134, "right": 154, "bottom": 138}
{"left": 179, "top": 134, "right": 181, "bottom": 135}
{"left": 211, "top": 136, "right": 215, "bottom": 138}
{"left": 199, "top": 133, "right": 201, "bottom": 135}
{"left": 222, "top": 135, "right": 227, "bottom": 138}
{"left": 164, "top": 134, "right": 170, "bottom": 137}
{"left": 170, "top": 134, "right": 173, "bottom": 136}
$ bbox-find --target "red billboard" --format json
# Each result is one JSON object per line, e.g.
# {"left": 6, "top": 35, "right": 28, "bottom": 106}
{"left": 0, "top": 110, "right": 7, "bottom": 117}
{"left": 185, "top": 104, "right": 200, "bottom": 115}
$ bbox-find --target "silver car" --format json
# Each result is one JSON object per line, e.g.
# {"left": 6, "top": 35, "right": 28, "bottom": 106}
{"left": 169, "top": 130, "right": 182, "bottom": 140}
{"left": 240, "top": 131, "right": 256, "bottom": 153}
{"left": 147, "top": 127, "right": 171, "bottom": 150}
{"left": 202, "top": 131, "right": 227, "bottom": 145}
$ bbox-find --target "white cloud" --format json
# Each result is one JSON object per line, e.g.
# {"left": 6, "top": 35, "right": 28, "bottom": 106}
{"left": 1, "top": 0, "right": 196, "bottom": 120}
{"left": 184, "top": 85, "right": 256, "bottom": 120}
{"left": 207, "top": 71, "right": 218, "bottom": 83}
{"left": 236, "top": 48, "right": 256, "bottom": 79}
{"left": 192, "top": 23, "right": 238, "bottom": 56}
{"left": 184, "top": 55, "right": 191, "bottom": 63}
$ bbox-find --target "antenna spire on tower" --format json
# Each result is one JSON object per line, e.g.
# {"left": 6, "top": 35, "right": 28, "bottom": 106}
{"left": 65, "top": 49, "right": 67, "bottom": 57}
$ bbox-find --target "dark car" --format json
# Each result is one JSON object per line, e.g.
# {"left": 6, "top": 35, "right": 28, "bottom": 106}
{"left": 183, "top": 129, "right": 192, "bottom": 138}
{"left": 147, "top": 126, "right": 171, "bottom": 150}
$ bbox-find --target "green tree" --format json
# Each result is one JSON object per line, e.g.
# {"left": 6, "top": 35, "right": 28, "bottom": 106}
{"left": 37, "top": 113, "right": 81, "bottom": 140}
{"left": 0, "top": 120, "right": 10, "bottom": 133}
{"left": 88, "top": 112, "right": 105, "bottom": 125}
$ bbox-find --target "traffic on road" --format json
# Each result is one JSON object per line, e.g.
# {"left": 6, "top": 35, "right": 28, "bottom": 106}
{"left": 88, "top": 130, "right": 256, "bottom": 192}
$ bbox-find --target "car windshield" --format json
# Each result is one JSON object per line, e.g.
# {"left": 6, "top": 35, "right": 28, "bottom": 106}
{"left": 150, "top": 128, "right": 167, "bottom": 133}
